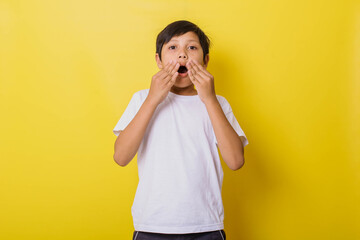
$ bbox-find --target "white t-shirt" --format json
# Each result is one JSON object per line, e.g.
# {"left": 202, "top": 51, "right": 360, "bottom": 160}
{"left": 113, "top": 89, "right": 249, "bottom": 234}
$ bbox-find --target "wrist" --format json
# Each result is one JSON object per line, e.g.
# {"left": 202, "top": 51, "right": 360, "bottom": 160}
{"left": 203, "top": 95, "right": 218, "bottom": 106}
{"left": 145, "top": 95, "right": 160, "bottom": 108}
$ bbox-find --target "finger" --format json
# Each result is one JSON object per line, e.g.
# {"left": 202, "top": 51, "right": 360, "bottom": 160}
{"left": 155, "top": 60, "right": 173, "bottom": 79}
{"left": 171, "top": 62, "right": 180, "bottom": 76}
{"left": 169, "top": 62, "right": 180, "bottom": 75}
{"left": 191, "top": 59, "right": 206, "bottom": 71}
{"left": 159, "top": 60, "right": 176, "bottom": 79}
{"left": 162, "top": 60, "right": 173, "bottom": 70}
{"left": 187, "top": 68, "right": 198, "bottom": 85}
{"left": 167, "top": 71, "right": 179, "bottom": 88}
{"left": 189, "top": 61, "right": 208, "bottom": 80}
{"left": 162, "top": 60, "right": 179, "bottom": 79}
{"left": 166, "top": 61, "right": 180, "bottom": 87}
{"left": 157, "top": 68, "right": 170, "bottom": 80}
{"left": 159, "top": 60, "right": 173, "bottom": 76}
{"left": 191, "top": 59, "right": 212, "bottom": 77}
{"left": 164, "top": 62, "right": 180, "bottom": 81}
{"left": 164, "top": 60, "right": 177, "bottom": 74}
{"left": 187, "top": 63, "right": 205, "bottom": 84}
{"left": 186, "top": 62, "right": 199, "bottom": 84}
{"left": 186, "top": 61, "right": 197, "bottom": 78}
{"left": 154, "top": 65, "right": 167, "bottom": 78}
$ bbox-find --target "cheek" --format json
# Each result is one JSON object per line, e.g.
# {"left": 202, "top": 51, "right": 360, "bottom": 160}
{"left": 160, "top": 59, "right": 170, "bottom": 67}
{"left": 190, "top": 52, "right": 204, "bottom": 62}
{"left": 162, "top": 55, "right": 175, "bottom": 64}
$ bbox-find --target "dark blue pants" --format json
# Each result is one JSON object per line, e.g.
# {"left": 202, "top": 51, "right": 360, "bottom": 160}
{"left": 132, "top": 230, "right": 226, "bottom": 240}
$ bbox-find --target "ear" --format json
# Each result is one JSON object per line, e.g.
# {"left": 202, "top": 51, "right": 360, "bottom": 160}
{"left": 155, "top": 53, "right": 163, "bottom": 69}
{"left": 203, "top": 54, "right": 209, "bottom": 68}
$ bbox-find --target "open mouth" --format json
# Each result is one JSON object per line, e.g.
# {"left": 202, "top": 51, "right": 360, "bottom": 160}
{"left": 178, "top": 66, "right": 188, "bottom": 73}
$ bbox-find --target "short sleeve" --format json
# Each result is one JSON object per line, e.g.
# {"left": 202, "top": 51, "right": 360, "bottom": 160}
{"left": 113, "top": 92, "right": 140, "bottom": 137}
{"left": 224, "top": 111, "right": 249, "bottom": 147}
{"left": 215, "top": 96, "right": 249, "bottom": 147}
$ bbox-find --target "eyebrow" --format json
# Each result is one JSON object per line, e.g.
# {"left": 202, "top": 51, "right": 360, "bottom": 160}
{"left": 167, "top": 39, "right": 199, "bottom": 43}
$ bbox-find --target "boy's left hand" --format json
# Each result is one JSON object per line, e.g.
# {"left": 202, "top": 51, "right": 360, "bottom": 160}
{"left": 186, "top": 59, "right": 217, "bottom": 105}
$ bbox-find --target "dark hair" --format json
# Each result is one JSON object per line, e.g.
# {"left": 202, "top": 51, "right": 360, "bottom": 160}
{"left": 156, "top": 20, "right": 211, "bottom": 62}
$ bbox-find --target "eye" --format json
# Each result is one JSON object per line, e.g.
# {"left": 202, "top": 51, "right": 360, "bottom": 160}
{"left": 189, "top": 46, "right": 197, "bottom": 50}
{"left": 169, "top": 46, "right": 176, "bottom": 50}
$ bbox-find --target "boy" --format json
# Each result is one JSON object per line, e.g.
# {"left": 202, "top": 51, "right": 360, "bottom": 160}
{"left": 113, "top": 20, "right": 248, "bottom": 240}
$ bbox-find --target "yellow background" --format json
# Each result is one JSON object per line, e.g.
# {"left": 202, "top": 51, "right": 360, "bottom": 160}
{"left": 1, "top": 0, "right": 359, "bottom": 239}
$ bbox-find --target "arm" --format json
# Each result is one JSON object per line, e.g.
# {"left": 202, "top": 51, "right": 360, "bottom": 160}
{"left": 113, "top": 60, "right": 179, "bottom": 166}
{"left": 113, "top": 97, "right": 158, "bottom": 166}
{"left": 204, "top": 98, "right": 245, "bottom": 170}
{"left": 186, "top": 59, "right": 245, "bottom": 171}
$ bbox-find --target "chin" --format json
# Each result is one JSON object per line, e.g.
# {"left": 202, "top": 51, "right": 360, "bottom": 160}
{"left": 174, "top": 78, "right": 193, "bottom": 88}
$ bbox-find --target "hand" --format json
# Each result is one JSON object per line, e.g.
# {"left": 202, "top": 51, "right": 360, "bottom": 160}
{"left": 186, "top": 59, "right": 217, "bottom": 104}
{"left": 147, "top": 60, "right": 180, "bottom": 106}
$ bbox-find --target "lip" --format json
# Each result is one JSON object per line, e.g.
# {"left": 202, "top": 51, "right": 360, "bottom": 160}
{"left": 178, "top": 71, "right": 188, "bottom": 77}
{"left": 177, "top": 63, "right": 188, "bottom": 77}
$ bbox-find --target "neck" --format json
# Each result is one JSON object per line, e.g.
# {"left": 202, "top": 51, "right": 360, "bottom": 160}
{"left": 170, "top": 85, "right": 198, "bottom": 96}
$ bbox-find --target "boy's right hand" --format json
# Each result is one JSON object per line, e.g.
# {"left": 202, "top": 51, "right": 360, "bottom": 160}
{"left": 147, "top": 60, "right": 180, "bottom": 106}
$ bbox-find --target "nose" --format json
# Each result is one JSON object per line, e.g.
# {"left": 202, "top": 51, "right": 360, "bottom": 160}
{"left": 178, "top": 53, "right": 187, "bottom": 59}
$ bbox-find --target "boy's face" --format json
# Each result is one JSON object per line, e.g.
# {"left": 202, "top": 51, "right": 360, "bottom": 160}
{"left": 155, "top": 31, "right": 209, "bottom": 89}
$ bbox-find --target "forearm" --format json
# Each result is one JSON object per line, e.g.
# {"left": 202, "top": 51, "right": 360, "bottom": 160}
{"left": 113, "top": 97, "right": 158, "bottom": 166}
{"left": 204, "top": 97, "right": 244, "bottom": 170}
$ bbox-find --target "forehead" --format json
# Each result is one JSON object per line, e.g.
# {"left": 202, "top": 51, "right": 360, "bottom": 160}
{"left": 167, "top": 31, "right": 200, "bottom": 43}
